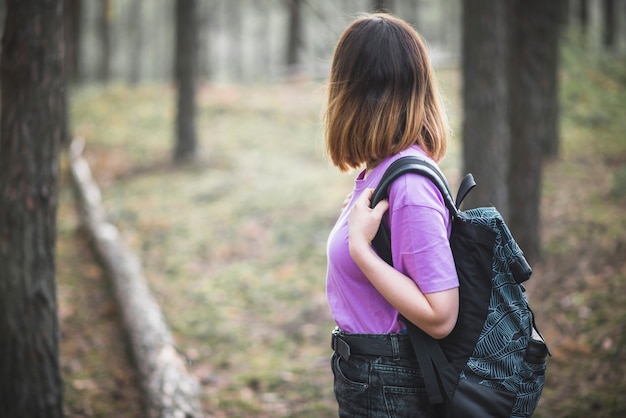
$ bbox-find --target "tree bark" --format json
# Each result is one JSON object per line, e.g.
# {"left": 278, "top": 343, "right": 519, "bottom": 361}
{"left": 174, "top": 0, "right": 199, "bottom": 163}
{"left": 68, "top": 140, "right": 205, "bottom": 418}
{"left": 286, "top": 0, "right": 304, "bottom": 75}
{"left": 98, "top": 0, "right": 111, "bottom": 84}
{"left": 64, "top": 0, "right": 82, "bottom": 83}
{"left": 508, "top": 0, "right": 564, "bottom": 263}
{"left": 579, "top": 0, "right": 589, "bottom": 34}
{"left": 462, "top": 0, "right": 511, "bottom": 216}
{"left": 603, "top": 0, "right": 616, "bottom": 50}
{"left": 0, "top": 1, "right": 65, "bottom": 417}
{"left": 197, "top": 1, "right": 213, "bottom": 81}
{"left": 225, "top": 0, "right": 243, "bottom": 81}
{"left": 128, "top": 0, "right": 144, "bottom": 85}
{"left": 253, "top": 0, "right": 271, "bottom": 80}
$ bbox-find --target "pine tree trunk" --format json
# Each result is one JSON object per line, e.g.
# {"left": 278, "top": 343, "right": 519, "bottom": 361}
{"left": 603, "top": 0, "right": 616, "bottom": 50}
{"left": 98, "top": 0, "right": 111, "bottom": 83}
{"left": 462, "top": 0, "right": 511, "bottom": 216}
{"left": 371, "top": 0, "right": 393, "bottom": 12}
{"left": 64, "top": 0, "right": 82, "bottom": 83}
{"left": 0, "top": 1, "right": 65, "bottom": 416}
{"left": 128, "top": 0, "right": 144, "bottom": 85}
{"left": 286, "top": 0, "right": 303, "bottom": 75}
{"left": 226, "top": 0, "right": 243, "bottom": 81}
{"left": 508, "top": 0, "right": 564, "bottom": 263}
{"left": 174, "top": 0, "right": 199, "bottom": 163}
{"left": 579, "top": 0, "right": 589, "bottom": 34}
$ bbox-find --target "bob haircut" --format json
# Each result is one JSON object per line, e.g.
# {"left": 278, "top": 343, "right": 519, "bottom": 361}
{"left": 325, "top": 13, "right": 450, "bottom": 172}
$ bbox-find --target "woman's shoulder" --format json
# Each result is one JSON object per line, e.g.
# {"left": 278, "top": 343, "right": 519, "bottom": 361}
{"left": 385, "top": 146, "right": 446, "bottom": 209}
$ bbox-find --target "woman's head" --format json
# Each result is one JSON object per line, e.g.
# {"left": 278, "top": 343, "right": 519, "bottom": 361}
{"left": 325, "top": 13, "right": 449, "bottom": 171}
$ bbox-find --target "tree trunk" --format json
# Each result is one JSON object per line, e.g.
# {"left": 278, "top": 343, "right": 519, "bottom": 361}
{"left": 197, "top": 1, "right": 213, "bottom": 81}
{"left": 225, "top": 0, "right": 243, "bottom": 81}
{"left": 62, "top": 0, "right": 81, "bottom": 146}
{"left": 0, "top": 1, "right": 65, "bottom": 417}
{"left": 539, "top": 0, "right": 564, "bottom": 159}
{"left": 98, "top": 0, "right": 111, "bottom": 83}
{"left": 64, "top": 0, "right": 82, "bottom": 83}
{"left": 603, "top": 0, "right": 616, "bottom": 50}
{"left": 128, "top": 0, "right": 144, "bottom": 85}
{"left": 579, "top": 0, "right": 589, "bottom": 34}
{"left": 371, "top": 0, "right": 393, "bottom": 12}
{"left": 174, "top": 0, "right": 199, "bottom": 163}
{"left": 507, "top": 0, "right": 564, "bottom": 263}
{"left": 253, "top": 0, "right": 271, "bottom": 80}
{"left": 286, "top": 0, "right": 304, "bottom": 76}
{"left": 461, "top": 0, "right": 511, "bottom": 216}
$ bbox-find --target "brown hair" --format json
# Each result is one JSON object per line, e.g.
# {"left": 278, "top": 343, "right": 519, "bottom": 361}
{"left": 325, "top": 13, "right": 450, "bottom": 172}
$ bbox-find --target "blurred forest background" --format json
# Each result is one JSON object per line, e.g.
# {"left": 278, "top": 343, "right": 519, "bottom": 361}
{"left": 0, "top": 0, "right": 625, "bottom": 417}
{"left": 54, "top": 0, "right": 461, "bottom": 84}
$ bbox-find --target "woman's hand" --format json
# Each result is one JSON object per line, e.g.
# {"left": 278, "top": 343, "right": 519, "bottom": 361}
{"left": 348, "top": 188, "right": 389, "bottom": 259}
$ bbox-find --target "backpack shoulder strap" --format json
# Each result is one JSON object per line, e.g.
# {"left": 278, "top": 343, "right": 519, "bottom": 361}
{"left": 370, "top": 156, "right": 458, "bottom": 266}
{"left": 370, "top": 156, "right": 469, "bottom": 406}
{"left": 406, "top": 321, "right": 458, "bottom": 405}
{"left": 371, "top": 156, "right": 458, "bottom": 215}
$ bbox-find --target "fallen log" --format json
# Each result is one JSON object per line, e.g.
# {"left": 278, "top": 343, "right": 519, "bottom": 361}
{"left": 68, "top": 139, "right": 205, "bottom": 418}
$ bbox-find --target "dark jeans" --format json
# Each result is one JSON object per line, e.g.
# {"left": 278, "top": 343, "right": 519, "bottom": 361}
{"left": 331, "top": 346, "right": 437, "bottom": 418}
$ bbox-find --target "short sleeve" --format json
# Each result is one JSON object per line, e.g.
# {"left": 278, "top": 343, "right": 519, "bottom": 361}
{"left": 387, "top": 173, "right": 459, "bottom": 294}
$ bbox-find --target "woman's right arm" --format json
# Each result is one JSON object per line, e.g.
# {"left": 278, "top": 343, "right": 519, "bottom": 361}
{"left": 348, "top": 188, "right": 459, "bottom": 339}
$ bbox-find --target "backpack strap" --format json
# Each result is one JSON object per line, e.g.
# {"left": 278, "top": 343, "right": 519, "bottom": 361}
{"left": 370, "top": 156, "right": 469, "bottom": 406}
{"left": 406, "top": 320, "right": 458, "bottom": 405}
{"left": 371, "top": 156, "right": 462, "bottom": 266}
{"left": 371, "top": 156, "right": 459, "bottom": 216}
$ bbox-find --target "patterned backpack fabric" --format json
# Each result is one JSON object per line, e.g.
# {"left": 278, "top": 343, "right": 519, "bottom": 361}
{"left": 371, "top": 157, "right": 549, "bottom": 418}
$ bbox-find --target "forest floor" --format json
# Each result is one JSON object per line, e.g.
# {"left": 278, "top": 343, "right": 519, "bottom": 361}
{"left": 56, "top": 41, "right": 626, "bottom": 417}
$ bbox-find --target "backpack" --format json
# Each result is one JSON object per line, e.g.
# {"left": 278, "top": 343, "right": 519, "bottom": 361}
{"left": 371, "top": 156, "right": 549, "bottom": 418}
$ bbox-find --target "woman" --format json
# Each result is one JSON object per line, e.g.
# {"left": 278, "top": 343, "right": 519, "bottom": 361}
{"left": 325, "top": 13, "right": 459, "bottom": 417}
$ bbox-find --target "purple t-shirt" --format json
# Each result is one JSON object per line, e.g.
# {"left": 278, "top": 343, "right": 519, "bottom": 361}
{"left": 326, "top": 145, "right": 459, "bottom": 334}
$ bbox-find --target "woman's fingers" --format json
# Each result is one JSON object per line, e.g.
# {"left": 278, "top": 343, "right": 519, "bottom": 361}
{"left": 349, "top": 188, "right": 388, "bottom": 245}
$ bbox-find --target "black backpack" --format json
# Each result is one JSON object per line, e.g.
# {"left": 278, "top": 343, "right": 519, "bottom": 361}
{"left": 371, "top": 156, "right": 549, "bottom": 418}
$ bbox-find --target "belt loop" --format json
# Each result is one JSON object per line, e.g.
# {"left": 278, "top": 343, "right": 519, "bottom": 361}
{"left": 390, "top": 334, "right": 400, "bottom": 361}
